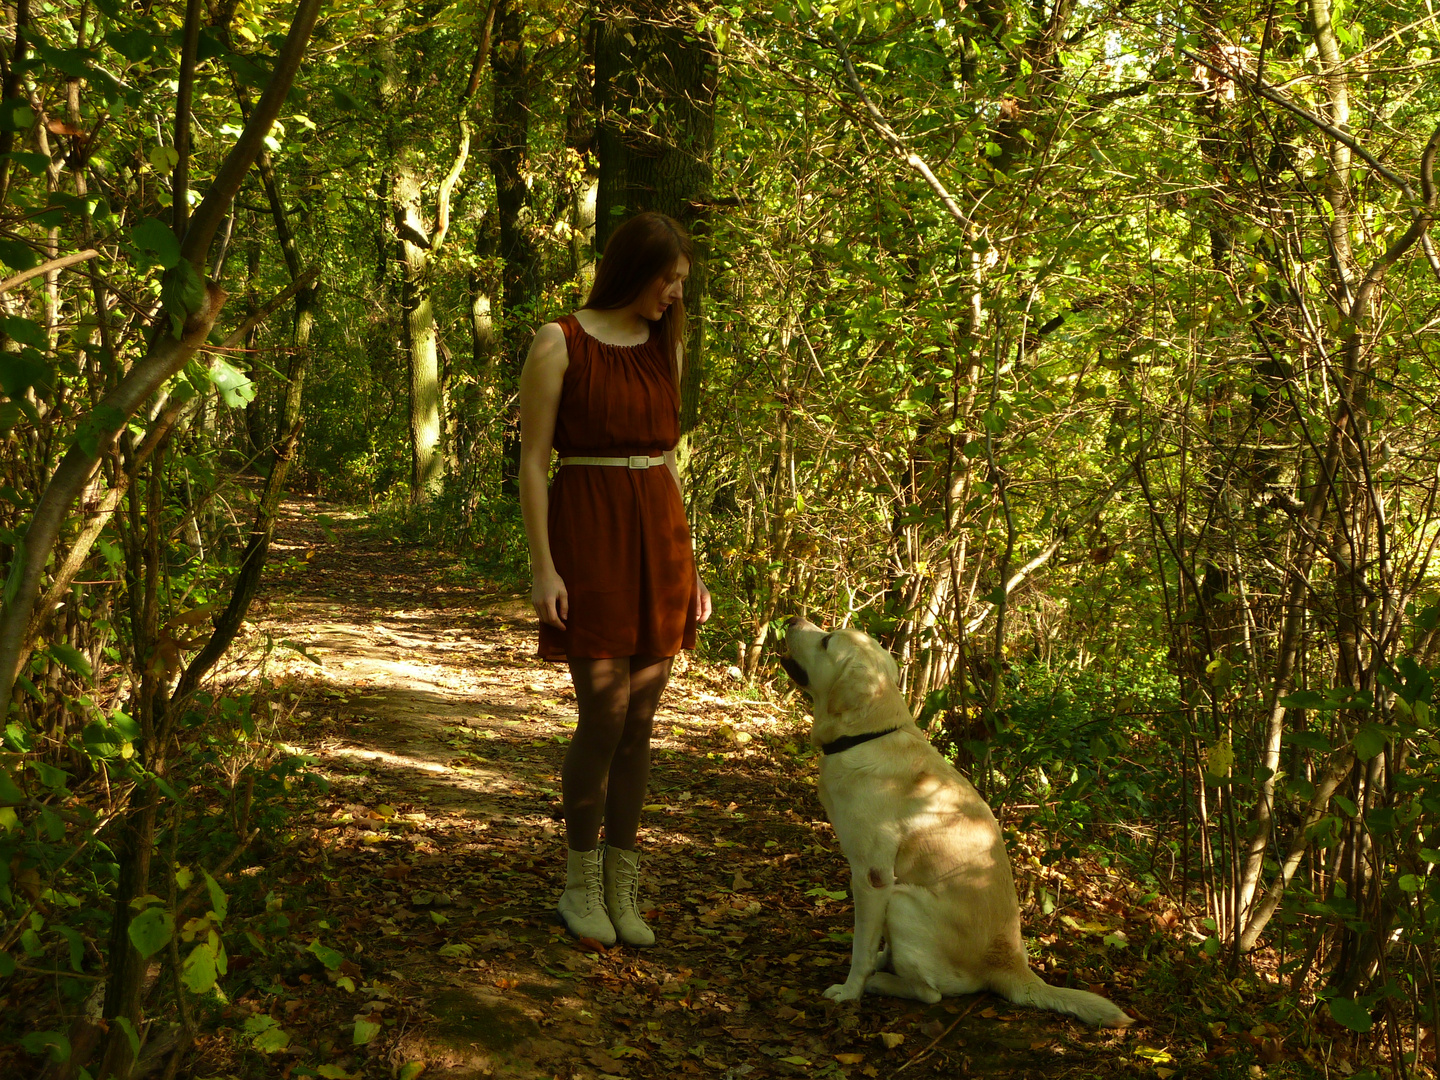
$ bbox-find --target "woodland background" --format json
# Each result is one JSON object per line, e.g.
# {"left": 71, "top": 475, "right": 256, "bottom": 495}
{"left": 1, "top": 0, "right": 1439, "bottom": 1076}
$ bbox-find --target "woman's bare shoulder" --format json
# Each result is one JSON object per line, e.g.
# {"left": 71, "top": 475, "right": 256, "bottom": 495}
{"left": 526, "top": 320, "right": 569, "bottom": 366}
{"left": 533, "top": 319, "right": 568, "bottom": 348}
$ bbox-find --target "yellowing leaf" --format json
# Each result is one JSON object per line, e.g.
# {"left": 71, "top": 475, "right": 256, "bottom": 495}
{"left": 180, "top": 942, "right": 217, "bottom": 994}
{"left": 836, "top": 1052, "right": 865, "bottom": 1064}
{"left": 353, "top": 1017, "right": 381, "bottom": 1045}
{"left": 879, "top": 1032, "right": 904, "bottom": 1049}
{"left": 1204, "top": 740, "right": 1234, "bottom": 778}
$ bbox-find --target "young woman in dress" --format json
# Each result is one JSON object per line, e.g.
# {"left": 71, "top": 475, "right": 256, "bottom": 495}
{"left": 518, "top": 211, "right": 712, "bottom": 946}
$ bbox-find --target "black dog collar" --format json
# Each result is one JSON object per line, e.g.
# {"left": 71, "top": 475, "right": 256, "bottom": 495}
{"left": 821, "top": 727, "right": 901, "bottom": 755}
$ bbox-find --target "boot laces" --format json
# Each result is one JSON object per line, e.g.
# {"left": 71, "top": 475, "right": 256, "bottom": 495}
{"left": 613, "top": 854, "right": 639, "bottom": 909}
{"left": 584, "top": 850, "right": 605, "bottom": 912}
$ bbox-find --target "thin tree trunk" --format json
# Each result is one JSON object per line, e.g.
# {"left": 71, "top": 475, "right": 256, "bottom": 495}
{"left": 490, "top": 0, "right": 538, "bottom": 493}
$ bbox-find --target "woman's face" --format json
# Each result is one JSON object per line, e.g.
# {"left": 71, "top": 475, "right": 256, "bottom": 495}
{"left": 635, "top": 257, "right": 689, "bottom": 322}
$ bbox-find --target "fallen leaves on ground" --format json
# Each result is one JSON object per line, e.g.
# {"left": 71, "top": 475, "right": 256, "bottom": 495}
{"left": 159, "top": 499, "right": 1317, "bottom": 1080}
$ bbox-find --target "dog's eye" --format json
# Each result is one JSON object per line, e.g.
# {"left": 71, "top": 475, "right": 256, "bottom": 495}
{"left": 821, "top": 634, "right": 833, "bottom": 650}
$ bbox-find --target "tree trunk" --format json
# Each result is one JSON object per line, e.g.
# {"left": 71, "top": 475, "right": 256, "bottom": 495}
{"left": 396, "top": 158, "right": 444, "bottom": 504}
{"left": 591, "top": 2, "right": 718, "bottom": 430}
{"left": 490, "top": 0, "right": 539, "bottom": 493}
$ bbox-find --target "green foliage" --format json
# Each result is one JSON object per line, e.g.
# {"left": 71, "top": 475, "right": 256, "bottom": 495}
{"left": 0, "top": 0, "right": 1436, "bottom": 1071}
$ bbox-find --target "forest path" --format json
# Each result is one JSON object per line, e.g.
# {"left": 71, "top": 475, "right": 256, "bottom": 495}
{"left": 223, "top": 498, "right": 1141, "bottom": 1080}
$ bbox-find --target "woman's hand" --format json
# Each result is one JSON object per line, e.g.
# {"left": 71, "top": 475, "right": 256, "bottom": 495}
{"left": 693, "top": 574, "right": 713, "bottom": 625}
{"left": 532, "top": 568, "right": 569, "bottom": 629}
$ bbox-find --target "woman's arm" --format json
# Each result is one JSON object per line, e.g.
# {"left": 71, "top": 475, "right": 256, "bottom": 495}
{"left": 518, "top": 322, "right": 569, "bottom": 629}
{"left": 664, "top": 342, "right": 713, "bottom": 625}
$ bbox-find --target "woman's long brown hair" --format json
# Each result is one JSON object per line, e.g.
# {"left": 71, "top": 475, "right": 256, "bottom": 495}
{"left": 583, "top": 211, "right": 694, "bottom": 389}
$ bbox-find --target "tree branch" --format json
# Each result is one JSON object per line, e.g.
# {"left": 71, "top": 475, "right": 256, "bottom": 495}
{"left": 0, "top": 0, "right": 323, "bottom": 718}
{"left": 831, "top": 34, "right": 973, "bottom": 232}
{"left": 462, "top": 0, "right": 502, "bottom": 103}
{"left": 1179, "top": 44, "right": 1416, "bottom": 200}
{"left": 19, "top": 265, "right": 320, "bottom": 657}
{"left": 964, "top": 451, "right": 1151, "bottom": 634}
{"left": 432, "top": 121, "right": 471, "bottom": 251}
{"left": 0, "top": 247, "right": 98, "bottom": 294}
{"left": 178, "top": 0, "right": 323, "bottom": 272}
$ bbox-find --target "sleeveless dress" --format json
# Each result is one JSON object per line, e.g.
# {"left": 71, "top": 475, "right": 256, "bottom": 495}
{"left": 538, "top": 314, "right": 699, "bottom": 661}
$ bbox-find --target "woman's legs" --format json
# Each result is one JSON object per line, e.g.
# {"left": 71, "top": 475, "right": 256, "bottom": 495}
{"left": 562, "top": 654, "right": 673, "bottom": 850}
{"left": 603, "top": 655, "right": 672, "bottom": 850}
{"left": 562, "top": 658, "right": 629, "bottom": 851}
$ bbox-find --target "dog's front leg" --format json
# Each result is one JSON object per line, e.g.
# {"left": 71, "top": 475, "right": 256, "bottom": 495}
{"left": 823, "top": 866, "right": 890, "bottom": 1002}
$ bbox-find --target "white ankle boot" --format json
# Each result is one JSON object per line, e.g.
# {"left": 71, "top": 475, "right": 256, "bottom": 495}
{"left": 557, "top": 847, "right": 616, "bottom": 945}
{"left": 603, "top": 845, "right": 655, "bottom": 947}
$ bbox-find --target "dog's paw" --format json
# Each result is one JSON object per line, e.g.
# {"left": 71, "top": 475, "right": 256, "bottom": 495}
{"left": 823, "top": 982, "right": 863, "bottom": 1002}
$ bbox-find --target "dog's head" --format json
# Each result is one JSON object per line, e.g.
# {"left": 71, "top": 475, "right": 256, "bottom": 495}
{"left": 781, "top": 616, "right": 907, "bottom": 744}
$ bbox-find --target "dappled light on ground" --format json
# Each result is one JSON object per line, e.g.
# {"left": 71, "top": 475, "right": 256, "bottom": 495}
{"left": 159, "top": 500, "right": 1329, "bottom": 1080}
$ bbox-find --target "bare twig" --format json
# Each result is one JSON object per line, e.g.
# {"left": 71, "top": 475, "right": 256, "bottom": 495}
{"left": 172, "top": 827, "right": 260, "bottom": 923}
{"left": 897, "top": 996, "right": 982, "bottom": 1071}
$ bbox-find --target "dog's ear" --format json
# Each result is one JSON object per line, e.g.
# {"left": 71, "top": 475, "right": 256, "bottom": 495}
{"left": 824, "top": 651, "right": 887, "bottom": 719}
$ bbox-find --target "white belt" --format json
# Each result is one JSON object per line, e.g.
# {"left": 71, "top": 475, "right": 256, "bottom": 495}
{"left": 559, "top": 455, "right": 666, "bottom": 469}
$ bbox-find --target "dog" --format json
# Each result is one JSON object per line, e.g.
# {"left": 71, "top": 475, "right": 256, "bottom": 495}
{"left": 780, "top": 616, "right": 1133, "bottom": 1027}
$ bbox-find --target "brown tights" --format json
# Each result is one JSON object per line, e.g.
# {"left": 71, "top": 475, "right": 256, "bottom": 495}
{"left": 562, "top": 654, "right": 673, "bottom": 852}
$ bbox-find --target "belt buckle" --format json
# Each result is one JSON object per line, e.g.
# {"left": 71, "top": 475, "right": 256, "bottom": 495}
{"left": 627, "top": 455, "right": 649, "bottom": 469}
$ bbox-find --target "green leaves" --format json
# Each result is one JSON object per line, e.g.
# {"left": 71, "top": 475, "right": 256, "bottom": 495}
{"left": 0, "top": 315, "right": 54, "bottom": 401}
{"left": 203, "top": 870, "right": 229, "bottom": 923}
{"left": 72, "top": 404, "right": 125, "bottom": 458}
{"left": 19, "top": 1030, "right": 70, "bottom": 1063}
{"left": 208, "top": 357, "right": 257, "bottom": 408}
{"left": 127, "top": 905, "right": 174, "bottom": 959}
{"left": 0, "top": 98, "right": 34, "bottom": 132}
{"left": 106, "top": 26, "right": 156, "bottom": 63}
{"left": 181, "top": 942, "right": 218, "bottom": 993}
{"left": 162, "top": 260, "right": 207, "bottom": 336}
{"left": 44, "top": 641, "right": 92, "bottom": 682}
{"left": 308, "top": 939, "right": 344, "bottom": 971}
{"left": 1352, "top": 724, "right": 1391, "bottom": 761}
{"left": 1327, "top": 996, "right": 1374, "bottom": 1033}
{"left": 243, "top": 1014, "right": 291, "bottom": 1053}
{"left": 130, "top": 217, "right": 180, "bottom": 270}
{"left": 0, "top": 766, "right": 23, "bottom": 803}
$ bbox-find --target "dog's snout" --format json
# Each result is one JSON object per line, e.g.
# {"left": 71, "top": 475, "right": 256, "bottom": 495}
{"left": 786, "top": 615, "right": 818, "bottom": 632}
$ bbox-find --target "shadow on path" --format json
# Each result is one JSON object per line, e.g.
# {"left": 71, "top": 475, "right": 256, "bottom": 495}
{"left": 228, "top": 499, "right": 1140, "bottom": 1080}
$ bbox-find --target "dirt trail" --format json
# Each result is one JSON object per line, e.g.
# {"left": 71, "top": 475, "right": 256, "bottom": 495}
{"left": 219, "top": 499, "right": 1143, "bottom": 1080}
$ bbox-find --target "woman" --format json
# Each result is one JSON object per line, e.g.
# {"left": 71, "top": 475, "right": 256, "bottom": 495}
{"left": 518, "top": 211, "right": 712, "bottom": 947}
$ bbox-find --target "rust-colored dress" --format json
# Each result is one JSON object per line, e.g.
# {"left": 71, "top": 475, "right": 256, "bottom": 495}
{"left": 538, "top": 314, "right": 698, "bottom": 661}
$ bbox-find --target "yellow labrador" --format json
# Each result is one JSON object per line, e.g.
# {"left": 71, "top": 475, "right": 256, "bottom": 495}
{"left": 780, "top": 617, "right": 1132, "bottom": 1027}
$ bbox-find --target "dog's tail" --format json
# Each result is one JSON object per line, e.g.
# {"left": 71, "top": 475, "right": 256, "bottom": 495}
{"left": 994, "top": 969, "right": 1134, "bottom": 1028}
